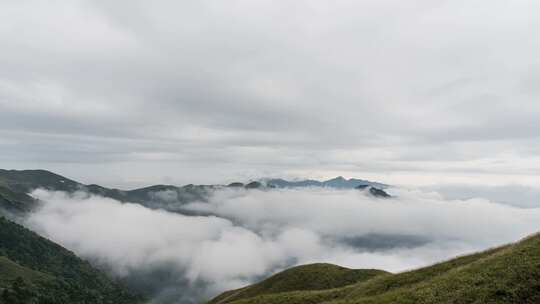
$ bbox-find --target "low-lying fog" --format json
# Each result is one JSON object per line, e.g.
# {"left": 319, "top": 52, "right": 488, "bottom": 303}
{"left": 26, "top": 187, "right": 540, "bottom": 303}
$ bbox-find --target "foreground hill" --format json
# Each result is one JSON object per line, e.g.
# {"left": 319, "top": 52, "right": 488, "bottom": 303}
{"left": 209, "top": 264, "right": 388, "bottom": 304}
{"left": 210, "top": 233, "right": 540, "bottom": 304}
{"left": 0, "top": 217, "right": 141, "bottom": 304}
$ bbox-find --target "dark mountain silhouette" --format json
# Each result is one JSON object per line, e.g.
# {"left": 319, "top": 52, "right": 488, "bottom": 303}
{"left": 0, "top": 170, "right": 392, "bottom": 216}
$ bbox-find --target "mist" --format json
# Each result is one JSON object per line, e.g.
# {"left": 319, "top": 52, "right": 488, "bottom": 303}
{"left": 427, "top": 184, "right": 540, "bottom": 209}
{"left": 26, "top": 187, "right": 540, "bottom": 303}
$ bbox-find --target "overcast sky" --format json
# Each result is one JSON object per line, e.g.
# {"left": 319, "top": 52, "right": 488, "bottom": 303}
{"left": 2, "top": 0, "right": 540, "bottom": 188}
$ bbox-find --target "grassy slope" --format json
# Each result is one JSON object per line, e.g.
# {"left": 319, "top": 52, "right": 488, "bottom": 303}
{"left": 0, "top": 256, "right": 58, "bottom": 303}
{"left": 0, "top": 256, "right": 54, "bottom": 287}
{"left": 210, "top": 234, "right": 540, "bottom": 304}
{"left": 210, "top": 264, "right": 389, "bottom": 304}
{"left": 0, "top": 169, "right": 81, "bottom": 193}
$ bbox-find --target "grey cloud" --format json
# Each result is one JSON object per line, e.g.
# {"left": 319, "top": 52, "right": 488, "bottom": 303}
{"left": 2, "top": 0, "right": 540, "bottom": 185}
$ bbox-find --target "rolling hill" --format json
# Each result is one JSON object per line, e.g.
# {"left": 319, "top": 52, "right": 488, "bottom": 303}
{"left": 209, "top": 232, "right": 540, "bottom": 304}
{"left": 209, "top": 264, "right": 388, "bottom": 304}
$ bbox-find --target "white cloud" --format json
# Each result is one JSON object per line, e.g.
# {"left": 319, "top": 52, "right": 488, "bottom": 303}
{"left": 427, "top": 184, "right": 540, "bottom": 208}
{"left": 26, "top": 187, "right": 540, "bottom": 303}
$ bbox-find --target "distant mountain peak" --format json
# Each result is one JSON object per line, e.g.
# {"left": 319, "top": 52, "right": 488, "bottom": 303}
{"left": 264, "top": 176, "right": 388, "bottom": 189}
{"left": 355, "top": 184, "right": 391, "bottom": 198}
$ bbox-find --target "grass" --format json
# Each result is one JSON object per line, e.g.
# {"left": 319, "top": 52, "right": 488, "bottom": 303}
{"left": 209, "top": 233, "right": 540, "bottom": 304}
{"left": 209, "top": 264, "right": 388, "bottom": 304}
{"left": 0, "top": 256, "right": 53, "bottom": 288}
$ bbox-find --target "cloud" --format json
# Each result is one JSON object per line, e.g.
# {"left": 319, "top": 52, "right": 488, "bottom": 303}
{"left": 26, "top": 187, "right": 540, "bottom": 303}
{"left": 427, "top": 184, "right": 540, "bottom": 208}
{"left": 2, "top": 1, "right": 540, "bottom": 186}
{"left": 185, "top": 187, "right": 540, "bottom": 246}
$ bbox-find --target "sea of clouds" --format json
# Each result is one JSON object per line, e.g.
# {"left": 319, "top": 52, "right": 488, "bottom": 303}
{"left": 26, "top": 187, "right": 540, "bottom": 303}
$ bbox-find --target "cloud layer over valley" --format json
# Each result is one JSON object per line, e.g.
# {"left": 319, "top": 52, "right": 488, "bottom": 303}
{"left": 26, "top": 187, "right": 540, "bottom": 303}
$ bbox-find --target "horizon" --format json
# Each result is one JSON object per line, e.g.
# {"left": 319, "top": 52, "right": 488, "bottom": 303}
{"left": 0, "top": 167, "right": 388, "bottom": 189}
{"left": 4, "top": 165, "right": 539, "bottom": 190}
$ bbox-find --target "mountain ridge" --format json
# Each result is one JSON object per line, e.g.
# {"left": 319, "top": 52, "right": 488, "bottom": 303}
{"left": 0, "top": 169, "right": 391, "bottom": 214}
{"left": 263, "top": 176, "right": 387, "bottom": 189}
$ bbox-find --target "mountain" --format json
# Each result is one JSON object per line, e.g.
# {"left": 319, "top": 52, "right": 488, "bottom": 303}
{"left": 0, "top": 169, "right": 82, "bottom": 193}
{"left": 0, "top": 216, "right": 141, "bottom": 304}
{"left": 0, "top": 169, "right": 216, "bottom": 214}
{"left": 245, "top": 181, "right": 263, "bottom": 189}
{"left": 209, "top": 233, "right": 540, "bottom": 304}
{"left": 263, "top": 176, "right": 391, "bottom": 197}
{"left": 265, "top": 176, "right": 388, "bottom": 189}
{"left": 0, "top": 169, "right": 82, "bottom": 216}
{"left": 0, "top": 185, "right": 36, "bottom": 216}
{"left": 355, "top": 184, "right": 391, "bottom": 198}
{"left": 0, "top": 170, "right": 391, "bottom": 217}
{"left": 265, "top": 178, "right": 323, "bottom": 188}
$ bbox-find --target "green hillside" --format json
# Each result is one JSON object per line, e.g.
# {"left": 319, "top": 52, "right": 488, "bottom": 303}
{"left": 0, "top": 217, "right": 141, "bottom": 304}
{"left": 209, "top": 264, "right": 388, "bottom": 304}
{"left": 0, "top": 185, "right": 36, "bottom": 215}
{"left": 0, "top": 256, "right": 54, "bottom": 287}
{"left": 210, "top": 233, "right": 540, "bottom": 304}
{"left": 0, "top": 169, "right": 82, "bottom": 214}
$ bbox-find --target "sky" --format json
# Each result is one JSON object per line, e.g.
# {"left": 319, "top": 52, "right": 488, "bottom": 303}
{"left": 2, "top": 0, "right": 540, "bottom": 188}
